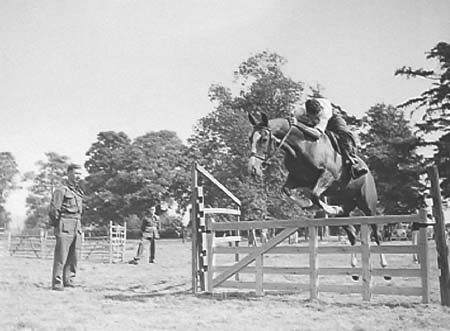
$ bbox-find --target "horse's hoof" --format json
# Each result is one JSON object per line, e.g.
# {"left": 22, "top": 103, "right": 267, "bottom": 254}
{"left": 351, "top": 275, "right": 359, "bottom": 281}
{"left": 296, "top": 196, "right": 313, "bottom": 208}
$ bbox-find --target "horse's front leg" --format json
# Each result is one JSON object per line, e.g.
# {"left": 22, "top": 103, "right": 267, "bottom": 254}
{"left": 310, "top": 170, "right": 343, "bottom": 216}
{"left": 281, "top": 175, "right": 313, "bottom": 208}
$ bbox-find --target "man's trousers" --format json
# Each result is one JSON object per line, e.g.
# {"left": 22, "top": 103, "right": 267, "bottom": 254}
{"left": 52, "top": 218, "right": 81, "bottom": 289}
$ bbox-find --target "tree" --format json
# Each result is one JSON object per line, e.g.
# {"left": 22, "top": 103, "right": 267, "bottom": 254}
{"left": 84, "top": 131, "right": 132, "bottom": 225}
{"left": 128, "top": 130, "right": 191, "bottom": 216}
{"left": 396, "top": 41, "right": 450, "bottom": 134}
{"left": 24, "top": 152, "right": 70, "bottom": 228}
{"left": 0, "top": 152, "right": 19, "bottom": 228}
{"left": 188, "top": 51, "right": 306, "bottom": 220}
{"left": 396, "top": 41, "right": 450, "bottom": 196}
{"left": 83, "top": 130, "right": 191, "bottom": 226}
{"left": 435, "top": 132, "right": 450, "bottom": 198}
{"left": 359, "top": 104, "right": 426, "bottom": 214}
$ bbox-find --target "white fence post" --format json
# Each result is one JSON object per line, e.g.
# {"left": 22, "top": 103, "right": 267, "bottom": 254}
{"left": 309, "top": 225, "right": 319, "bottom": 300}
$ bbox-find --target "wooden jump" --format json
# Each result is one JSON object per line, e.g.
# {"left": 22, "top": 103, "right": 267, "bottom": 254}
{"left": 190, "top": 162, "right": 450, "bottom": 304}
{"left": 204, "top": 210, "right": 431, "bottom": 302}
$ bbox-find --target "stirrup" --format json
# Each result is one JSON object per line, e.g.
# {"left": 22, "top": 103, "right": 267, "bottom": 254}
{"left": 350, "top": 166, "right": 368, "bottom": 179}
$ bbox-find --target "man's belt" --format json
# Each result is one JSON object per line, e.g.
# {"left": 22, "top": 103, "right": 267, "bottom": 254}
{"left": 60, "top": 214, "right": 81, "bottom": 220}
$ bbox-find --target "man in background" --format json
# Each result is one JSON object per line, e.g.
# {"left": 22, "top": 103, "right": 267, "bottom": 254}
{"left": 130, "top": 206, "right": 160, "bottom": 264}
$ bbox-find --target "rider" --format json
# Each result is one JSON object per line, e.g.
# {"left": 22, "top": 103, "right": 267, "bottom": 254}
{"left": 291, "top": 97, "right": 368, "bottom": 179}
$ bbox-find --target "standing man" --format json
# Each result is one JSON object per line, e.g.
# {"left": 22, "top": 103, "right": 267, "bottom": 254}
{"left": 48, "top": 164, "right": 84, "bottom": 291}
{"left": 130, "top": 206, "right": 160, "bottom": 264}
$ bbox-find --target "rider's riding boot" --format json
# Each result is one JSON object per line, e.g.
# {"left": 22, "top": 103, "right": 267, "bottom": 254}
{"left": 344, "top": 151, "right": 368, "bottom": 179}
{"left": 351, "top": 163, "right": 368, "bottom": 179}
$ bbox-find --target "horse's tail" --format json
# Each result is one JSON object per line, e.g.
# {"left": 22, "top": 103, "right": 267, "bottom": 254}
{"left": 359, "top": 170, "right": 377, "bottom": 216}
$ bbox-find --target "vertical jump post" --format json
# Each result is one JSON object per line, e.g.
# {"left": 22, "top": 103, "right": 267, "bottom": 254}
{"left": 428, "top": 165, "right": 450, "bottom": 306}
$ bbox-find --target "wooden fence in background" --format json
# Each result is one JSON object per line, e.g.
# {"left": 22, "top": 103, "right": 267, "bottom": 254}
{"left": 5, "top": 222, "right": 126, "bottom": 263}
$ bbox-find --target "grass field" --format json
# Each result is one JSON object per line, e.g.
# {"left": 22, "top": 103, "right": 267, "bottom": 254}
{"left": 1, "top": 238, "right": 450, "bottom": 331}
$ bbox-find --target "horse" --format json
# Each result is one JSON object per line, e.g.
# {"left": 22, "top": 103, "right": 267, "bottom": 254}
{"left": 247, "top": 112, "right": 388, "bottom": 276}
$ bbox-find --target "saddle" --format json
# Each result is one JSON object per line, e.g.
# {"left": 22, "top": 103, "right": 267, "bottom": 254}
{"left": 325, "top": 130, "right": 342, "bottom": 155}
{"left": 292, "top": 117, "right": 342, "bottom": 154}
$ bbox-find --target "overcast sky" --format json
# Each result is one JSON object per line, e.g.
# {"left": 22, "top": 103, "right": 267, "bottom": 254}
{"left": 1, "top": 0, "right": 449, "bottom": 225}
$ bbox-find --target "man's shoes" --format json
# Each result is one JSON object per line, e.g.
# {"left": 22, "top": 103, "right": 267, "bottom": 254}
{"left": 52, "top": 286, "right": 64, "bottom": 291}
{"left": 149, "top": 259, "right": 155, "bottom": 263}
{"left": 64, "top": 283, "right": 76, "bottom": 288}
{"left": 128, "top": 259, "right": 139, "bottom": 265}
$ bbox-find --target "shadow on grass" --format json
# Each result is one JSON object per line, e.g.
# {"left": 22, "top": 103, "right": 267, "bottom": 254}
{"left": 104, "top": 287, "right": 271, "bottom": 303}
{"left": 104, "top": 283, "right": 192, "bottom": 302}
{"left": 178, "top": 290, "right": 427, "bottom": 309}
{"left": 32, "top": 279, "right": 427, "bottom": 309}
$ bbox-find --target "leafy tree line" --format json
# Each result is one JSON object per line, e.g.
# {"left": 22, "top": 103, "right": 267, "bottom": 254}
{"left": 22, "top": 130, "right": 191, "bottom": 232}
{"left": 8, "top": 41, "right": 448, "bottom": 230}
{"left": 0, "top": 152, "right": 19, "bottom": 228}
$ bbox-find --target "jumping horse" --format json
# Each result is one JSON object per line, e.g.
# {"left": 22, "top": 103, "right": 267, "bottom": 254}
{"left": 247, "top": 112, "right": 388, "bottom": 277}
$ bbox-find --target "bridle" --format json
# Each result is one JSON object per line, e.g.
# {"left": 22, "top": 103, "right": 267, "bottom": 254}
{"left": 250, "top": 120, "right": 295, "bottom": 167}
{"left": 249, "top": 126, "right": 274, "bottom": 167}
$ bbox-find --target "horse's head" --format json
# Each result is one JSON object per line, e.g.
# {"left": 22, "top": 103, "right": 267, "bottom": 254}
{"left": 247, "top": 112, "right": 274, "bottom": 177}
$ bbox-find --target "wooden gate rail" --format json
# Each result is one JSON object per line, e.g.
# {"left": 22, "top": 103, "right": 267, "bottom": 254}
{"left": 204, "top": 209, "right": 431, "bottom": 302}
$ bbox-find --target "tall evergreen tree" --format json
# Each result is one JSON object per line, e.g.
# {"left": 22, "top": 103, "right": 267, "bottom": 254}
{"left": 396, "top": 41, "right": 450, "bottom": 197}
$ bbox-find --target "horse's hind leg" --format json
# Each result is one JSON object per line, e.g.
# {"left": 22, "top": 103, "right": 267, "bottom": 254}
{"left": 343, "top": 224, "right": 358, "bottom": 269}
{"left": 340, "top": 207, "right": 360, "bottom": 280}
{"left": 369, "top": 223, "right": 387, "bottom": 268}
{"left": 330, "top": 200, "right": 359, "bottom": 279}
{"left": 357, "top": 205, "right": 388, "bottom": 267}
{"left": 412, "top": 230, "right": 419, "bottom": 263}
{"left": 358, "top": 179, "right": 390, "bottom": 279}
{"left": 358, "top": 204, "right": 388, "bottom": 269}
